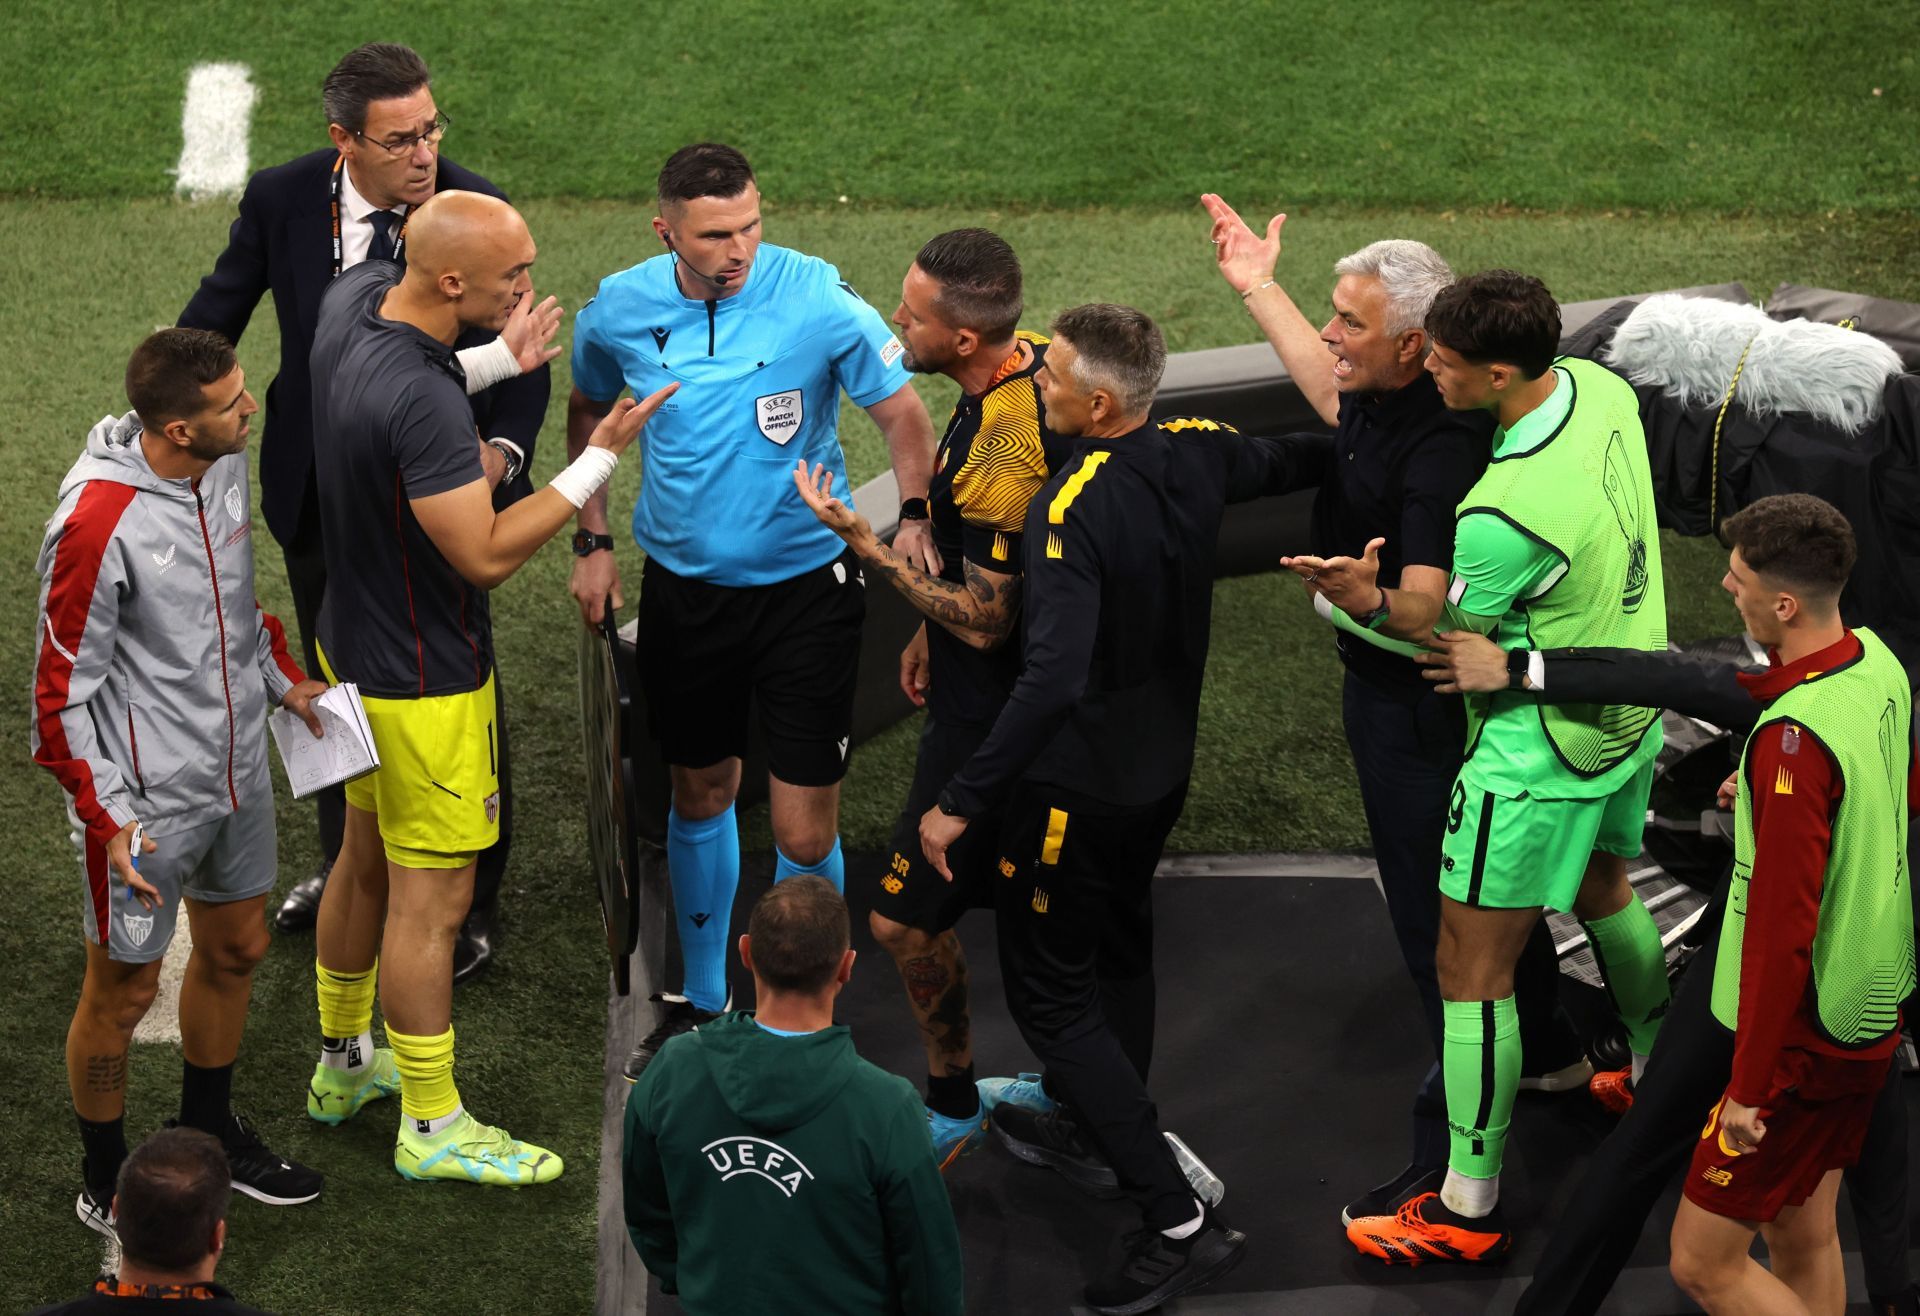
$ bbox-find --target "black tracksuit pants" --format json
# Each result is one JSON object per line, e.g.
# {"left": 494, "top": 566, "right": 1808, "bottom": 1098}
{"left": 995, "top": 780, "right": 1195, "bottom": 1230}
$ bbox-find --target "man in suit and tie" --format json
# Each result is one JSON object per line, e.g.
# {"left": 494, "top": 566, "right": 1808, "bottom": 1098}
{"left": 179, "top": 43, "right": 549, "bottom": 981}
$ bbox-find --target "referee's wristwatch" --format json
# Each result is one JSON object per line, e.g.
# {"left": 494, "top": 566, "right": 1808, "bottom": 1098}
{"left": 572, "top": 530, "right": 615, "bottom": 558}
{"left": 899, "top": 497, "right": 931, "bottom": 522}
{"left": 935, "top": 788, "right": 967, "bottom": 819}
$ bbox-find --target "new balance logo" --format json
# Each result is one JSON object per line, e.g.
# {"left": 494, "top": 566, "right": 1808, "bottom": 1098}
{"left": 1702, "top": 1166, "right": 1733, "bottom": 1187}
{"left": 690, "top": 912, "right": 711, "bottom": 929}
{"left": 1774, "top": 766, "right": 1794, "bottom": 795}
{"left": 1031, "top": 888, "right": 1050, "bottom": 914}
{"left": 152, "top": 544, "right": 177, "bottom": 571}
{"left": 881, "top": 874, "right": 903, "bottom": 895}
{"left": 998, "top": 858, "right": 1015, "bottom": 878}
{"left": 1045, "top": 532, "right": 1063, "bottom": 559}
{"left": 702, "top": 1136, "right": 815, "bottom": 1197}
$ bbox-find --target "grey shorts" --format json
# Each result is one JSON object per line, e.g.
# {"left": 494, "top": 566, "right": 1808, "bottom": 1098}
{"left": 79, "top": 793, "right": 277, "bottom": 963}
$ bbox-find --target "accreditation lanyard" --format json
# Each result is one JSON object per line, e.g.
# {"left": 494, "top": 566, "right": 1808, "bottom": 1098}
{"left": 937, "top": 342, "right": 1030, "bottom": 471}
{"left": 330, "top": 153, "right": 410, "bottom": 279}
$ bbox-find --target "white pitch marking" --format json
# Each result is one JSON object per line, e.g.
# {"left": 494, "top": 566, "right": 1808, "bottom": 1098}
{"left": 131, "top": 917, "right": 190, "bottom": 1045}
{"left": 174, "top": 63, "right": 255, "bottom": 201}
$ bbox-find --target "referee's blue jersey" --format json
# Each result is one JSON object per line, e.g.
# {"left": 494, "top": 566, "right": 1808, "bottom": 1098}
{"left": 572, "top": 243, "right": 911, "bottom": 586}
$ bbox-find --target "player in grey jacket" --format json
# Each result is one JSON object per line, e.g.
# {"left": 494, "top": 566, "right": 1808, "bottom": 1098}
{"left": 31, "top": 330, "right": 338, "bottom": 1235}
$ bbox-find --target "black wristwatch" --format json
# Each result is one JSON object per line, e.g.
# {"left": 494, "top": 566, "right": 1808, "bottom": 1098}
{"left": 935, "top": 788, "right": 967, "bottom": 818}
{"left": 1507, "top": 647, "right": 1532, "bottom": 690}
{"left": 571, "top": 530, "right": 615, "bottom": 558}
{"left": 899, "top": 497, "right": 931, "bottom": 522}
{"left": 1353, "top": 588, "right": 1391, "bottom": 630}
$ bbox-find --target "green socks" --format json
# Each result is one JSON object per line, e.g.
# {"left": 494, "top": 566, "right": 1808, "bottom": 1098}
{"left": 1582, "top": 898, "right": 1671, "bottom": 1057}
{"left": 1443, "top": 995, "right": 1520, "bottom": 1180}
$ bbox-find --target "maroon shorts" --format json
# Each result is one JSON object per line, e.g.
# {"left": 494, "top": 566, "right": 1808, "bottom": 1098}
{"left": 1684, "top": 1048, "right": 1891, "bottom": 1222}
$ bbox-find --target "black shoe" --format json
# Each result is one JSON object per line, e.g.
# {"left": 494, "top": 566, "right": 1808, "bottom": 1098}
{"left": 274, "top": 860, "right": 332, "bottom": 933}
{"left": 184, "top": 1114, "right": 323, "bottom": 1206}
{"left": 1083, "top": 1202, "right": 1246, "bottom": 1316}
{"left": 451, "top": 908, "right": 496, "bottom": 986}
{"left": 1869, "top": 1283, "right": 1920, "bottom": 1316}
{"left": 622, "top": 994, "right": 725, "bottom": 1083}
{"left": 1341, "top": 1162, "right": 1445, "bottom": 1227}
{"left": 991, "top": 1103, "right": 1123, "bottom": 1199}
{"left": 76, "top": 1184, "right": 116, "bottom": 1242}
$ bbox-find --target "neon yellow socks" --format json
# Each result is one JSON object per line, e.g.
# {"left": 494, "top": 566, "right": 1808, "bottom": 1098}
{"left": 317, "top": 960, "right": 378, "bottom": 1071}
{"left": 387, "top": 1024, "right": 461, "bottom": 1126}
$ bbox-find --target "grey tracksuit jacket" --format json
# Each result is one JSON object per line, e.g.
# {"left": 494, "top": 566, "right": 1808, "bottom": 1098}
{"left": 31, "top": 411, "right": 303, "bottom": 846}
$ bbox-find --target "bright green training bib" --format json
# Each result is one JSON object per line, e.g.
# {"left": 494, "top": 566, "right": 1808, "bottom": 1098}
{"left": 1713, "top": 628, "right": 1915, "bottom": 1046}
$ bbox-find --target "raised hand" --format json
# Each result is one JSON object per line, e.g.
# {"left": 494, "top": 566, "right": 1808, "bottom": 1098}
{"left": 1201, "top": 192, "right": 1285, "bottom": 295}
{"left": 588, "top": 383, "right": 680, "bottom": 457}
{"left": 792, "top": 460, "right": 873, "bottom": 542}
{"left": 502, "top": 290, "right": 565, "bottom": 373}
{"left": 1281, "top": 537, "right": 1383, "bottom": 615}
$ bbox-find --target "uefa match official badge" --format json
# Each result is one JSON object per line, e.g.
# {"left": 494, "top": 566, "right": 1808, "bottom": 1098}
{"left": 755, "top": 391, "right": 802, "bottom": 445}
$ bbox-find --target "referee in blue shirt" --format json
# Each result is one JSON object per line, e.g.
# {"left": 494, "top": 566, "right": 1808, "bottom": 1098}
{"left": 567, "top": 144, "right": 939, "bottom": 1079}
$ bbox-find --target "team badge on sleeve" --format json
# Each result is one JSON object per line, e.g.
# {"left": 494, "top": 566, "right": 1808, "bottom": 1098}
{"left": 880, "top": 335, "right": 904, "bottom": 368}
{"left": 755, "top": 391, "right": 803, "bottom": 446}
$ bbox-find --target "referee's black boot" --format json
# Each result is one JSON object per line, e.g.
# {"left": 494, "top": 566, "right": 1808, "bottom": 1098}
{"left": 452, "top": 907, "right": 496, "bottom": 986}
{"left": 623, "top": 993, "right": 728, "bottom": 1083}
{"left": 1084, "top": 1201, "right": 1246, "bottom": 1316}
{"left": 274, "top": 858, "right": 331, "bottom": 932}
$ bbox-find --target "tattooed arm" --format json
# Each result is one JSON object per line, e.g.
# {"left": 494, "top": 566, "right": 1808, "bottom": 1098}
{"left": 794, "top": 461, "right": 1020, "bottom": 650}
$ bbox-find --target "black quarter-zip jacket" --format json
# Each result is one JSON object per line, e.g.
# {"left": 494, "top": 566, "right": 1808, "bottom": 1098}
{"left": 943, "top": 417, "right": 1330, "bottom": 815}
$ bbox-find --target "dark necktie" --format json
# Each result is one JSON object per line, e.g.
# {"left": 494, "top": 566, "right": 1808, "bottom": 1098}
{"left": 367, "top": 210, "right": 398, "bottom": 263}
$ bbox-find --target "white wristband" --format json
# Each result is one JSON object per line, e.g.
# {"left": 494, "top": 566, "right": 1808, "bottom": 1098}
{"left": 1527, "top": 649, "right": 1547, "bottom": 691}
{"left": 455, "top": 336, "right": 521, "bottom": 395}
{"left": 548, "top": 446, "right": 619, "bottom": 509}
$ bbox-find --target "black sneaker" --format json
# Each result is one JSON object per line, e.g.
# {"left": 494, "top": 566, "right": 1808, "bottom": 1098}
{"left": 76, "top": 1184, "right": 116, "bottom": 1241}
{"left": 623, "top": 993, "right": 726, "bottom": 1084}
{"left": 177, "top": 1114, "right": 323, "bottom": 1206}
{"left": 991, "top": 1103, "right": 1123, "bottom": 1199}
{"left": 1083, "top": 1202, "right": 1247, "bottom": 1316}
{"left": 1341, "top": 1162, "right": 1445, "bottom": 1227}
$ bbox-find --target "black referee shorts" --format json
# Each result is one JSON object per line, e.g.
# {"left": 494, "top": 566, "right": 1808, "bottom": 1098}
{"left": 636, "top": 547, "right": 865, "bottom": 788}
{"left": 872, "top": 717, "right": 1002, "bottom": 933}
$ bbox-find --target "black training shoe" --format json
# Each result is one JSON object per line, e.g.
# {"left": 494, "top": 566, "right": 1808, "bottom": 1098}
{"left": 1083, "top": 1202, "right": 1247, "bottom": 1315}
{"left": 182, "top": 1114, "right": 323, "bottom": 1206}
{"left": 274, "top": 860, "right": 332, "bottom": 933}
{"left": 623, "top": 993, "right": 726, "bottom": 1084}
{"left": 991, "top": 1103, "right": 1123, "bottom": 1199}
{"left": 76, "top": 1184, "right": 116, "bottom": 1242}
{"left": 1341, "top": 1162, "right": 1445, "bottom": 1227}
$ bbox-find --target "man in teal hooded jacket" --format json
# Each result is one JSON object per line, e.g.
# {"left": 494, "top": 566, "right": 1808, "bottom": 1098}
{"left": 623, "top": 875, "right": 964, "bottom": 1314}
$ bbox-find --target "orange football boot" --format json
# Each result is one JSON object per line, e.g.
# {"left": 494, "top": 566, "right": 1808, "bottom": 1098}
{"left": 1347, "top": 1191, "right": 1512, "bottom": 1266}
{"left": 1590, "top": 1066, "right": 1636, "bottom": 1114}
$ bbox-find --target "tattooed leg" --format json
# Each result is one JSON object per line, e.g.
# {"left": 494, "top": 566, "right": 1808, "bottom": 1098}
{"left": 67, "top": 941, "right": 163, "bottom": 1120}
{"left": 875, "top": 914, "right": 973, "bottom": 1076}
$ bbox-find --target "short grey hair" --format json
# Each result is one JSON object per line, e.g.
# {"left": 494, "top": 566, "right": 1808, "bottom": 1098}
{"left": 1051, "top": 303, "right": 1166, "bottom": 414}
{"left": 1332, "top": 240, "right": 1455, "bottom": 338}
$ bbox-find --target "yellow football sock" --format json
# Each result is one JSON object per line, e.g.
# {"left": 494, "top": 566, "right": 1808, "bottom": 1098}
{"left": 315, "top": 959, "right": 377, "bottom": 1040}
{"left": 387, "top": 1025, "right": 461, "bottom": 1124}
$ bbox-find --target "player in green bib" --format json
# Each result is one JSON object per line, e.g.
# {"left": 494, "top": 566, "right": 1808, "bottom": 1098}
{"left": 1348, "top": 272, "right": 1673, "bottom": 1266}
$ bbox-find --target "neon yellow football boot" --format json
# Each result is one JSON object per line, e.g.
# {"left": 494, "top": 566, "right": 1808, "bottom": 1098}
{"left": 393, "top": 1112, "right": 565, "bottom": 1186}
{"left": 307, "top": 1047, "right": 402, "bottom": 1125}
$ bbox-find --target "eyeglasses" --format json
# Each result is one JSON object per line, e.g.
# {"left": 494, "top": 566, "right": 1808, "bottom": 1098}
{"left": 352, "top": 113, "right": 449, "bottom": 157}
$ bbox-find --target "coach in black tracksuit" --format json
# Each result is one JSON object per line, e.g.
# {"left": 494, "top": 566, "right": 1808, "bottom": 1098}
{"left": 1424, "top": 638, "right": 1917, "bottom": 1316}
{"left": 178, "top": 44, "right": 545, "bottom": 978}
{"left": 917, "top": 304, "right": 1327, "bottom": 1315}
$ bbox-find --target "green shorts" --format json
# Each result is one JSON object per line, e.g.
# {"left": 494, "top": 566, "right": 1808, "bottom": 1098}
{"left": 1439, "top": 759, "right": 1654, "bottom": 911}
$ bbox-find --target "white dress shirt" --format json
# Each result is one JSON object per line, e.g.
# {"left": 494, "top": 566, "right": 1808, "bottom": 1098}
{"left": 338, "top": 163, "right": 410, "bottom": 270}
